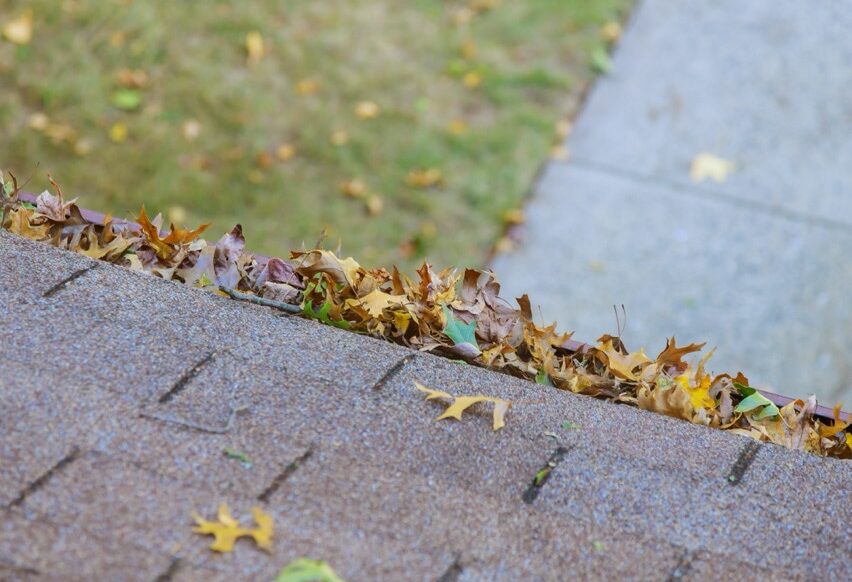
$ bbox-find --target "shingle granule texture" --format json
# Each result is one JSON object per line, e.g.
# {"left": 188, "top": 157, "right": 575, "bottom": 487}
{"left": 0, "top": 231, "right": 849, "bottom": 581}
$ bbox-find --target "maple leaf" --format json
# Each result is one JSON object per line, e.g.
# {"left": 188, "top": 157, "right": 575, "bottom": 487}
{"left": 79, "top": 227, "right": 132, "bottom": 260}
{"left": 274, "top": 558, "right": 346, "bottom": 582}
{"left": 415, "top": 381, "right": 510, "bottom": 431}
{"left": 347, "top": 288, "right": 407, "bottom": 318}
{"left": 192, "top": 503, "right": 273, "bottom": 553}
{"left": 596, "top": 338, "right": 650, "bottom": 381}
{"left": 655, "top": 337, "right": 706, "bottom": 373}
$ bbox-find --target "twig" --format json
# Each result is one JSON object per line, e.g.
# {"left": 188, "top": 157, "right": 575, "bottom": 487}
{"left": 140, "top": 404, "right": 249, "bottom": 434}
{"left": 218, "top": 285, "right": 301, "bottom": 314}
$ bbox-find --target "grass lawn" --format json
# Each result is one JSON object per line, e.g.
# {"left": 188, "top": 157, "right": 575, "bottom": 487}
{"left": 0, "top": 0, "right": 629, "bottom": 269}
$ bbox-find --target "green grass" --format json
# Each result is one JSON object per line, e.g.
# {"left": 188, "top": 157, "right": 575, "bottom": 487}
{"left": 0, "top": 0, "right": 629, "bottom": 269}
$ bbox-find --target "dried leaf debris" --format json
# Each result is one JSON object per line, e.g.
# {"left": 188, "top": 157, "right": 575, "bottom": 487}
{"left": 0, "top": 174, "right": 848, "bottom": 459}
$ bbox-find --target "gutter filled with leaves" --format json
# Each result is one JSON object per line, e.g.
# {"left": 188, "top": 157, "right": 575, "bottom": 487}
{"left": 2, "top": 172, "right": 849, "bottom": 459}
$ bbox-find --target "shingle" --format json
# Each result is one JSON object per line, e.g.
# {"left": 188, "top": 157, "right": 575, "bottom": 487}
{"left": 0, "top": 509, "right": 173, "bottom": 581}
{"left": 0, "top": 232, "right": 849, "bottom": 579}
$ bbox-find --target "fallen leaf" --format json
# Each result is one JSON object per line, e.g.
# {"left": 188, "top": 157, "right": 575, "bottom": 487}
{"left": 295, "top": 79, "right": 320, "bottom": 95}
{"left": 28, "top": 112, "right": 49, "bottom": 131}
{"left": 446, "top": 119, "right": 468, "bottom": 135}
{"left": 274, "top": 558, "right": 346, "bottom": 582}
{"left": 406, "top": 168, "right": 443, "bottom": 188}
{"left": 734, "top": 384, "right": 780, "bottom": 420}
{"left": 182, "top": 120, "right": 202, "bottom": 142}
{"left": 600, "top": 21, "right": 622, "bottom": 43}
{"left": 109, "top": 122, "right": 128, "bottom": 143}
{"left": 442, "top": 304, "right": 479, "bottom": 350}
{"left": 168, "top": 205, "right": 187, "bottom": 224}
{"left": 462, "top": 71, "right": 481, "bottom": 88}
{"left": 347, "top": 288, "right": 406, "bottom": 318}
{"left": 460, "top": 40, "right": 477, "bottom": 60}
{"left": 111, "top": 89, "right": 142, "bottom": 111}
{"left": 339, "top": 179, "right": 365, "bottom": 198}
{"left": 589, "top": 46, "right": 612, "bottom": 74}
{"left": 416, "top": 381, "right": 510, "bottom": 431}
{"left": 502, "top": 209, "right": 525, "bottom": 225}
{"left": 2, "top": 9, "right": 33, "bottom": 45}
{"left": 116, "top": 68, "right": 149, "bottom": 89}
{"left": 364, "top": 194, "right": 383, "bottom": 216}
{"left": 276, "top": 143, "right": 296, "bottom": 161}
{"left": 355, "top": 101, "right": 380, "bottom": 119}
{"left": 245, "top": 31, "right": 265, "bottom": 63}
{"left": 596, "top": 339, "right": 649, "bottom": 381}
{"left": 292, "top": 249, "right": 362, "bottom": 289}
{"left": 6, "top": 207, "right": 49, "bottom": 239}
{"left": 690, "top": 153, "right": 734, "bottom": 183}
{"left": 192, "top": 503, "right": 273, "bottom": 553}
{"left": 329, "top": 130, "right": 349, "bottom": 146}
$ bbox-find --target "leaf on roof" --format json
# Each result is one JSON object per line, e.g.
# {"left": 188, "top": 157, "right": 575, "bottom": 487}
{"left": 595, "top": 338, "right": 649, "bottom": 381}
{"left": 274, "top": 558, "right": 346, "bottom": 582}
{"left": 415, "top": 381, "right": 510, "bottom": 431}
{"left": 442, "top": 304, "right": 479, "bottom": 349}
{"left": 192, "top": 503, "right": 273, "bottom": 553}
{"left": 137, "top": 206, "right": 209, "bottom": 260}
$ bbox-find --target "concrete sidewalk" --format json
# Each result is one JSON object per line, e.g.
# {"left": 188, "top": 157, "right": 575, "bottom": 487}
{"left": 492, "top": 0, "right": 852, "bottom": 405}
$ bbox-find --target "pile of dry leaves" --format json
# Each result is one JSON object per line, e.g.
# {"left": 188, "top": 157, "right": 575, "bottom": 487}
{"left": 2, "top": 173, "right": 849, "bottom": 459}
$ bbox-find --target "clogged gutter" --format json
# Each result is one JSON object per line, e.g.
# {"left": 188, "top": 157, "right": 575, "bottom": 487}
{"left": 2, "top": 174, "right": 849, "bottom": 459}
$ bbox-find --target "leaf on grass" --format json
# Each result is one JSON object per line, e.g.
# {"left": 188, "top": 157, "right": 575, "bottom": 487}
{"left": 274, "top": 558, "right": 346, "bottom": 582}
{"left": 246, "top": 31, "right": 265, "bottom": 63}
{"left": 2, "top": 9, "right": 33, "bottom": 45}
{"left": 192, "top": 503, "right": 273, "bottom": 553}
{"left": 415, "top": 381, "right": 509, "bottom": 431}
{"left": 111, "top": 89, "right": 142, "bottom": 111}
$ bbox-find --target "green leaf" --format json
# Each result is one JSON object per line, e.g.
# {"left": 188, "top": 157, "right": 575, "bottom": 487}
{"left": 303, "top": 298, "right": 350, "bottom": 330}
{"left": 111, "top": 89, "right": 142, "bottom": 111}
{"left": 734, "top": 392, "right": 780, "bottom": 419}
{"left": 734, "top": 382, "right": 755, "bottom": 397}
{"left": 561, "top": 421, "right": 580, "bottom": 430}
{"left": 535, "top": 369, "right": 552, "bottom": 386}
{"left": 274, "top": 558, "right": 346, "bottom": 582}
{"left": 223, "top": 447, "right": 252, "bottom": 468}
{"left": 441, "top": 304, "right": 478, "bottom": 348}
{"left": 589, "top": 46, "right": 612, "bottom": 74}
{"left": 198, "top": 273, "right": 213, "bottom": 288}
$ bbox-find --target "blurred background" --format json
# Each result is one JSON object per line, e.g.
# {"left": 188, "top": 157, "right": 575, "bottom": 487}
{"left": 0, "top": 0, "right": 627, "bottom": 270}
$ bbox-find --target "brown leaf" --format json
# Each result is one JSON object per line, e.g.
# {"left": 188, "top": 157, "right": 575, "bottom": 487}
{"left": 655, "top": 337, "right": 705, "bottom": 373}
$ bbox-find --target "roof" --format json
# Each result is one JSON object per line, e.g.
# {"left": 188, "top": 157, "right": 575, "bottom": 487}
{"left": 1, "top": 230, "right": 849, "bottom": 580}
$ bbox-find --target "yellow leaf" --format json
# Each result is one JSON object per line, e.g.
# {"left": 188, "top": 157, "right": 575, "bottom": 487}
{"left": 295, "top": 79, "right": 319, "bottom": 95}
{"left": 416, "top": 382, "right": 510, "bottom": 431}
{"left": 393, "top": 310, "right": 411, "bottom": 334}
{"left": 109, "top": 122, "right": 128, "bottom": 143}
{"left": 276, "top": 143, "right": 296, "bottom": 161}
{"left": 6, "top": 207, "right": 49, "bottom": 240}
{"left": 329, "top": 129, "right": 349, "bottom": 146}
{"left": 600, "top": 21, "right": 622, "bottom": 43}
{"left": 245, "top": 31, "right": 265, "bottom": 63}
{"left": 365, "top": 194, "right": 383, "bottom": 216}
{"left": 690, "top": 153, "right": 734, "bottom": 183}
{"left": 192, "top": 503, "right": 273, "bottom": 553}
{"left": 460, "top": 40, "right": 477, "bottom": 60}
{"left": 462, "top": 71, "right": 481, "bottom": 88}
{"left": 355, "top": 101, "right": 380, "bottom": 119}
{"left": 28, "top": 112, "right": 49, "bottom": 131}
{"left": 549, "top": 144, "right": 570, "bottom": 161}
{"left": 674, "top": 370, "right": 715, "bottom": 410}
{"left": 597, "top": 339, "right": 650, "bottom": 381}
{"left": 292, "top": 249, "right": 362, "bottom": 288}
{"left": 446, "top": 119, "right": 468, "bottom": 135}
{"left": 846, "top": 433, "right": 852, "bottom": 452}
{"left": 414, "top": 381, "right": 452, "bottom": 401}
{"left": 406, "top": 168, "right": 443, "bottom": 188}
{"left": 339, "top": 179, "right": 365, "bottom": 198}
{"left": 2, "top": 9, "right": 33, "bottom": 45}
{"left": 348, "top": 288, "right": 406, "bottom": 318}
{"left": 502, "top": 208, "right": 525, "bottom": 225}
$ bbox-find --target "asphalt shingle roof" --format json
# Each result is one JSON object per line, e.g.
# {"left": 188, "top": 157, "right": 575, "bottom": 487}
{"left": 0, "top": 231, "right": 849, "bottom": 580}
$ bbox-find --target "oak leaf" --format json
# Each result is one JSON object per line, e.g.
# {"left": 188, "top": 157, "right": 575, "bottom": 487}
{"left": 415, "top": 381, "right": 510, "bottom": 431}
{"left": 348, "top": 288, "right": 406, "bottom": 318}
{"left": 137, "top": 206, "right": 209, "bottom": 260}
{"left": 597, "top": 338, "right": 649, "bottom": 381}
{"left": 6, "top": 207, "right": 49, "bottom": 240}
{"left": 292, "top": 250, "right": 361, "bottom": 289}
{"left": 192, "top": 503, "right": 273, "bottom": 553}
